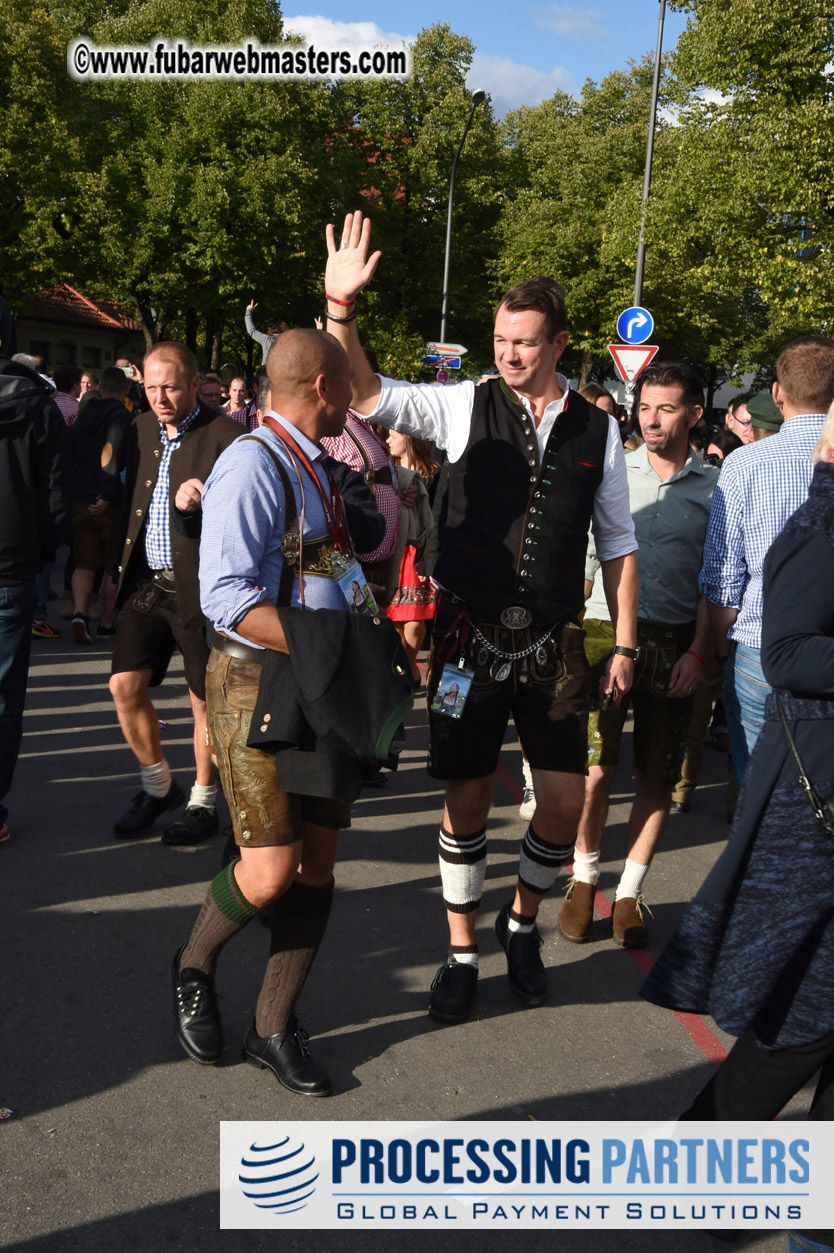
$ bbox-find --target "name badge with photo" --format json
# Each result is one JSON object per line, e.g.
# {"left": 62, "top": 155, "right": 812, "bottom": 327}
{"left": 430, "top": 663, "right": 474, "bottom": 720}
{"left": 337, "top": 560, "right": 380, "bottom": 617}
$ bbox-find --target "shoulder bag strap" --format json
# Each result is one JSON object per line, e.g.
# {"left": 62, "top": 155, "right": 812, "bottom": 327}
{"left": 240, "top": 435, "right": 298, "bottom": 608}
{"left": 775, "top": 691, "right": 834, "bottom": 839}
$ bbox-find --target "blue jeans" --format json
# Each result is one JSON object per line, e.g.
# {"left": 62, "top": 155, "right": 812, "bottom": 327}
{"left": 788, "top": 1237, "right": 834, "bottom": 1253}
{"left": 725, "top": 640, "right": 771, "bottom": 786}
{"left": 0, "top": 581, "right": 36, "bottom": 825}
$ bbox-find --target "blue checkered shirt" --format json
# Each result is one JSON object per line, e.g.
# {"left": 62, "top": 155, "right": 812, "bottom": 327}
{"left": 699, "top": 413, "right": 826, "bottom": 647}
{"left": 145, "top": 407, "right": 200, "bottom": 570}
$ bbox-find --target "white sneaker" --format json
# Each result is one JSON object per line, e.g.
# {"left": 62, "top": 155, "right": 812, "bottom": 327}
{"left": 519, "top": 786, "right": 536, "bottom": 820}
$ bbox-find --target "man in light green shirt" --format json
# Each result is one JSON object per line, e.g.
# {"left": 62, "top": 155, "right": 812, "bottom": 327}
{"left": 560, "top": 362, "right": 718, "bottom": 948}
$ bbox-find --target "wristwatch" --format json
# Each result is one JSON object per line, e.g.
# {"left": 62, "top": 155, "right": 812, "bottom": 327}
{"left": 612, "top": 645, "right": 640, "bottom": 662}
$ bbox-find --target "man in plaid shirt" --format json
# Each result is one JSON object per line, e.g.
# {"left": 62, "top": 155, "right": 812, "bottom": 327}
{"left": 108, "top": 342, "right": 240, "bottom": 845}
{"left": 50, "top": 364, "right": 82, "bottom": 427}
{"left": 701, "top": 335, "right": 834, "bottom": 782}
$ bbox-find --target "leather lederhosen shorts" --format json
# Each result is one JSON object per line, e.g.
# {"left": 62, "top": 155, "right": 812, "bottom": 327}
{"left": 425, "top": 593, "right": 590, "bottom": 780}
{"left": 206, "top": 644, "right": 350, "bottom": 846}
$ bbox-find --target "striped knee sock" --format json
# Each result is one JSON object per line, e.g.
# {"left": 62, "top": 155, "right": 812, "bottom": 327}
{"left": 518, "top": 824, "right": 573, "bottom": 897}
{"left": 438, "top": 825, "right": 487, "bottom": 913}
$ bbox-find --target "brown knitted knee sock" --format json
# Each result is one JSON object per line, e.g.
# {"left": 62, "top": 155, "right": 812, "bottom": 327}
{"left": 180, "top": 861, "right": 259, "bottom": 976}
{"left": 255, "top": 877, "right": 335, "bottom": 1037}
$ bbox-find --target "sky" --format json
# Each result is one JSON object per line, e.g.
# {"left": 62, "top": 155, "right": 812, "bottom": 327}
{"left": 282, "top": 1, "right": 690, "bottom": 117}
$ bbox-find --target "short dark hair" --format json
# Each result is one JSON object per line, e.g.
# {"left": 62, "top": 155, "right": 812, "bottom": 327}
{"left": 633, "top": 362, "right": 704, "bottom": 412}
{"left": 53, "top": 364, "right": 82, "bottom": 392}
{"left": 708, "top": 426, "right": 743, "bottom": 457}
{"left": 727, "top": 390, "right": 754, "bottom": 415}
{"left": 776, "top": 335, "right": 834, "bottom": 413}
{"left": 99, "top": 366, "right": 131, "bottom": 394}
{"left": 495, "top": 277, "right": 567, "bottom": 342}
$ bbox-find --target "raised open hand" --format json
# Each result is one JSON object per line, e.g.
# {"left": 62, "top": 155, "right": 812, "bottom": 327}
{"left": 325, "top": 211, "right": 382, "bottom": 303}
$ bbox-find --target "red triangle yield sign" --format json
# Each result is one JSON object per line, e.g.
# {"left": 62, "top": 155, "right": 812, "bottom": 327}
{"left": 608, "top": 343, "right": 659, "bottom": 383}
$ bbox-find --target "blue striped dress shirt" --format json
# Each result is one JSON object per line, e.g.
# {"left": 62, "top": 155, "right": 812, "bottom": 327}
{"left": 699, "top": 413, "right": 826, "bottom": 648}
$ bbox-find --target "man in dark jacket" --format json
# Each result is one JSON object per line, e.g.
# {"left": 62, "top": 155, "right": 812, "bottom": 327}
{"left": 108, "top": 341, "right": 240, "bottom": 844}
{"left": 0, "top": 356, "right": 71, "bottom": 841}
{"left": 69, "top": 366, "right": 133, "bottom": 642}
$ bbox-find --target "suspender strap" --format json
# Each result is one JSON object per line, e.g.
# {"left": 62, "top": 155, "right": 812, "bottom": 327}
{"left": 240, "top": 435, "right": 298, "bottom": 609}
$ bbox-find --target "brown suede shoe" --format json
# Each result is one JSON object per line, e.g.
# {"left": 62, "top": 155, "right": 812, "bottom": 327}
{"left": 558, "top": 878, "right": 595, "bottom": 943}
{"left": 612, "top": 894, "right": 653, "bottom": 948}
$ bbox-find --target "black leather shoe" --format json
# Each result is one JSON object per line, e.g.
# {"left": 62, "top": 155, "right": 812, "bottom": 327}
{"left": 429, "top": 957, "right": 478, "bottom": 1024}
{"left": 242, "top": 1017, "right": 331, "bottom": 1096}
{"left": 172, "top": 946, "right": 223, "bottom": 1064}
{"left": 162, "top": 805, "right": 219, "bottom": 846}
{"left": 113, "top": 780, "right": 185, "bottom": 837}
{"left": 494, "top": 903, "right": 547, "bottom": 1005}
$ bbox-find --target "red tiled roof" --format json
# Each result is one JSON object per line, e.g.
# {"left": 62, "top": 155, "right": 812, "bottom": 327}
{"left": 22, "top": 284, "right": 140, "bottom": 332}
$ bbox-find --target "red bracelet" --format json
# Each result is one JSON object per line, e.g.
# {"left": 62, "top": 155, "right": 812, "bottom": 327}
{"left": 325, "top": 293, "right": 356, "bottom": 308}
{"left": 686, "top": 648, "right": 705, "bottom": 665}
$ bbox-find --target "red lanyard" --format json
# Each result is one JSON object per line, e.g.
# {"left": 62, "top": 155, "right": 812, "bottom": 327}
{"left": 262, "top": 417, "right": 351, "bottom": 552}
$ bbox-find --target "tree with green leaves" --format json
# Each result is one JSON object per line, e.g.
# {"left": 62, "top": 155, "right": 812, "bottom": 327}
{"left": 652, "top": 0, "right": 834, "bottom": 374}
{"left": 333, "top": 23, "right": 507, "bottom": 377}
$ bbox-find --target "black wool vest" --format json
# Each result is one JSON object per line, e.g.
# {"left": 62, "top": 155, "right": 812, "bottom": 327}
{"left": 433, "top": 378, "right": 609, "bottom": 625}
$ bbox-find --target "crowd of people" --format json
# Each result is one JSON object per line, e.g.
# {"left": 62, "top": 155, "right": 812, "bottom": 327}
{"left": 2, "top": 213, "right": 833, "bottom": 1207}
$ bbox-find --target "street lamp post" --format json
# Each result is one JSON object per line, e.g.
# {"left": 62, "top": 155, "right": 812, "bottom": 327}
{"left": 634, "top": 0, "right": 666, "bottom": 308}
{"left": 440, "top": 89, "right": 486, "bottom": 342}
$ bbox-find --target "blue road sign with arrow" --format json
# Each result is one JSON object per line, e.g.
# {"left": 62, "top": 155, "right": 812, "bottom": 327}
{"left": 616, "top": 306, "right": 654, "bottom": 345}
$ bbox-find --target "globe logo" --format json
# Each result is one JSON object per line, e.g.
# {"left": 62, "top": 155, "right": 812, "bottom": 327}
{"left": 238, "top": 1135, "right": 319, "bottom": 1216}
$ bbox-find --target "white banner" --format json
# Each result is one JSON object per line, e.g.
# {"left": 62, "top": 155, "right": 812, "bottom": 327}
{"left": 219, "top": 1121, "right": 834, "bottom": 1230}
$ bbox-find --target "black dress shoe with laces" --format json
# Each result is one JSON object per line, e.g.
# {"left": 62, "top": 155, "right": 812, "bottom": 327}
{"left": 172, "top": 946, "right": 223, "bottom": 1064}
{"left": 242, "top": 1017, "right": 331, "bottom": 1096}
{"left": 494, "top": 903, "right": 547, "bottom": 1005}
{"left": 428, "top": 957, "right": 478, "bottom": 1024}
{"left": 113, "top": 780, "right": 185, "bottom": 837}
{"left": 162, "top": 805, "right": 219, "bottom": 846}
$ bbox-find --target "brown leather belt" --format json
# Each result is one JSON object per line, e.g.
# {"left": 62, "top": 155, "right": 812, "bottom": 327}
{"left": 211, "top": 631, "right": 266, "bottom": 664}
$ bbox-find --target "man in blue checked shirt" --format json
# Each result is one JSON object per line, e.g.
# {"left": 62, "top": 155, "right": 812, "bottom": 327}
{"left": 700, "top": 335, "right": 834, "bottom": 783}
{"left": 108, "top": 343, "right": 240, "bottom": 843}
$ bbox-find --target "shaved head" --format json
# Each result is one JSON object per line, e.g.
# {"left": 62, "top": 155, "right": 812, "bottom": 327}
{"left": 266, "top": 329, "right": 352, "bottom": 439}
{"left": 267, "top": 329, "right": 349, "bottom": 399}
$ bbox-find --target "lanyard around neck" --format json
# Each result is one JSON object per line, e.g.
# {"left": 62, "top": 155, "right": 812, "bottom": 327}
{"left": 262, "top": 416, "right": 350, "bottom": 551}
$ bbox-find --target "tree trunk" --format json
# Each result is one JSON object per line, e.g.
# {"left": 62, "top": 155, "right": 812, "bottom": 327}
{"left": 184, "top": 307, "right": 199, "bottom": 354}
{"left": 131, "top": 293, "right": 157, "bottom": 353}
{"left": 211, "top": 327, "right": 223, "bottom": 371}
{"left": 579, "top": 350, "right": 594, "bottom": 389}
{"left": 705, "top": 362, "right": 717, "bottom": 416}
{"left": 203, "top": 317, "right": 215, "bottom": 372}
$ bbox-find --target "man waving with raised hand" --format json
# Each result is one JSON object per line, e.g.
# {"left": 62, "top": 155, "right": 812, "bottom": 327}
{"left": 324, "top": 211, "right": 637, "bottom": 1024}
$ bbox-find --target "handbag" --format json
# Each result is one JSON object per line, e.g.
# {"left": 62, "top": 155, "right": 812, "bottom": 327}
{"left": 775, "top": 692, "right": 834, "bottom": 838}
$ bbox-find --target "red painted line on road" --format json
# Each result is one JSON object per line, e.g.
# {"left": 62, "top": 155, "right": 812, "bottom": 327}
{"left": 496, "top": 761, "right": 728, "bottom": 1069}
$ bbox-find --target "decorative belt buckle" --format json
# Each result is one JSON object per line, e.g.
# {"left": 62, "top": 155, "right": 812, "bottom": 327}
{"left": 281, "top": 532, "right": 300, "bottom": 567}
{"left": 500, "top": 605, "right": 532, "bottom": 630}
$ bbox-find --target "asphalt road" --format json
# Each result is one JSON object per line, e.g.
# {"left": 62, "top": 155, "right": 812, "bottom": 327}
{"left": 1, "top": 611, "right": 812, "bottom": 1253}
